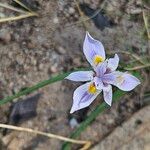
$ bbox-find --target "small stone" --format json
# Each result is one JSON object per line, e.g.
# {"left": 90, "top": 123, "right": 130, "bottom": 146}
{"left": 39, "top": 63, "right": 44, "bottom": 70}
{"left": 50, "top": 65, "right": 57, "bottom": 73}
{"left": 8, "top": 51, "right": 13, "bottom": 59}
{"left": 27, "top": 42, "right": 36, "bottom": 49}
{"left": 69, "top": 118, "right": 79, "bottom": 129}
{"left": 136, "top": 0, "right": 142, "bottom": 6}
{"left": 130, "top": 8, "right": 142, "bottom": 14}
{"left": 12, "top": 33, "right": 20, "bottom": 42}
{"left": 9, "top": 94, "right": 41, "bottom": 124}
{"left": 16, "top": 55, "right": 24, "bottom": 65}
{"left": 31, "top": 57, "right": 37, "bottom": 66}
{"left": 57, "top": 46, "right": 66, "bottom": 54}
{"left": 0, "top": 30, "right": 11, "bottom": 44}
{"left": 73, "top": 58, "right": 81, "bottom": 66}
{"left": 9, "top": 82, "right": 14, "bottom": 89}
{"left": 53, "top": 17, "right": 59, "bottom": 24}
{"left": 68, "top": 7, "right": 75, "bottom": 15}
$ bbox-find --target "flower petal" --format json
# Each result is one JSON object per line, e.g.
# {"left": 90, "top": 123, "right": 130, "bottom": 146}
{"left": 94, "top": 77, "right": 104, "bottom": 90}
{"left": 112, "top": 71, "right": 141, "bottom": 91}
{"left": 70, "top": 82, "right": 101, "bottom": 113}
{"left": 102, "top": 72, "right": 115, "bottom": 84}
{"left": 107, "top": 54, "right": 119, "bottom": 71}
{"left": 83, "top": 32, "right": 105, "bottom": 67}
{"left": 66, "top": 71, "right": 94, "bottom": 82}
{"left": 103, "top": 85, "right": 112, "bottom": 106}
{"left": 95, "top": 61, "right": 107, "bottom": 77}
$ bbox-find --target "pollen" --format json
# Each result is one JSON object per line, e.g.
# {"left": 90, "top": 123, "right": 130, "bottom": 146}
{"left": 94, "top": 55, "right": 104, "bottom": 65}
{"left": 88, "top": 83, "right": 97, "bottom": 94}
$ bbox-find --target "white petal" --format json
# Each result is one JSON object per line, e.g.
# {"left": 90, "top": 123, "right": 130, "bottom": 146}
{"left": 107, "top": 54, "right": 119, "bottom": 71}
{"left": 112, "top": 71, "right": 141, "bottom": 91}
{"left": 66, "top": 71, "right": 94, "bottom": 82}
{"left": 94, "top": 77, "right": 104, "bottom": 90}
{"left": 95, "top": 61, "right": 107, "bottom": 77}
{"left": 83, "top": 32, "right": 106, "bottom": 67}
{"left": 103, "top": 85, "right": 112, "bottom": 106}
{"left": 70, "top": 82, "right": 101, "bottom": 113}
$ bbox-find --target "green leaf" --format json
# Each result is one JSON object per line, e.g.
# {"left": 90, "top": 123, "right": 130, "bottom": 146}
{"left": 0, "top": 72, "right": 69, "bottom": 105}
{"left": 0, "top": 68, "right": 90, "bottom": 105}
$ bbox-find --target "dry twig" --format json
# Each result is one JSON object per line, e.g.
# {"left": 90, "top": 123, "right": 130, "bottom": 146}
{"left": 0, "top": 13, "right": 38, "bottom": 23}
{"left": 0, "top": 123, "right": 91, "bottom": 150}
{"left": 108, "top": 50, "right": 146, "bottom": 65}
{"left": 0, "top": 3, "right": 27, "bottom": 13}
{"left": 124, "top": 63, "right": 150, "bottom": 71}
{"left": 142, "top": 10, "right": 150, "bottom": 39}
{"left": 0, "top": 1, "right": 38, "bottom": 23}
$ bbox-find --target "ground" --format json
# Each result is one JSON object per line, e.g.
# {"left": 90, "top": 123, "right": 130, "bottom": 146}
{"left": 0, "top": 0, "right": 149, "bottom": 150}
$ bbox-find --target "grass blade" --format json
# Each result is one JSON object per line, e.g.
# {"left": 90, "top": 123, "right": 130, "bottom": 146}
{"left": 0, "top": 72, "right": 70, "bottom": 105}
{"left": 62, "top": 90, "right": 125, "bottom": 150}
{"left": 0, "top": 68, "right": 90, "bottom": 105}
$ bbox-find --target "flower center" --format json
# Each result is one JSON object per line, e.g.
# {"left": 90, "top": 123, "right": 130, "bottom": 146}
{"left": 88, "top": 83, "right": 97, "bottom": 94}
{"left": 94, "top": 55, "right": 104, "bottom": 65}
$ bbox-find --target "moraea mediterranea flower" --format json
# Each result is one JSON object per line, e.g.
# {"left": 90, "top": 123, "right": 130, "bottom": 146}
{"left": 83, "top": 32, "right": 105, "bottom": 67}
{"left": 66, "top": 32, "right": 140, "bottom": 113}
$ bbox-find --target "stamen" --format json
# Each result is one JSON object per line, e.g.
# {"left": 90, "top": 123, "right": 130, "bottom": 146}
{"left": 94, "top": 55, "right": 104, "bottom": 65}
{"left": 88, "top": 83, "right": 97, "bottom": 94}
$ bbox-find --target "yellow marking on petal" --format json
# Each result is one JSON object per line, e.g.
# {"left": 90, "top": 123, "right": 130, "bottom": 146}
{"left": 88, "top": 84, "right": 97, "bottom": 94}
{"left": 116, "top": 75, "right": 124, "bottom": 84}
{"left": 94, "top": 55, "right": 104, "bottom": 65}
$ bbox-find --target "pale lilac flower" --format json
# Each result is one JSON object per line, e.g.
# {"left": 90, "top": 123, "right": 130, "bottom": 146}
{"left": 93, "top": 55, "right": 140, "bottom": 106}
{"left": 83, "top": 32, "right": 106, "bottom": 67}
{"left": 66, "top": 32, "right": 140, "bottom": 113}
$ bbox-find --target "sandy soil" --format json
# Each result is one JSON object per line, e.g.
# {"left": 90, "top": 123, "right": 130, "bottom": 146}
{"left": 0, "top": 0, "right": 149, "bottom": 150}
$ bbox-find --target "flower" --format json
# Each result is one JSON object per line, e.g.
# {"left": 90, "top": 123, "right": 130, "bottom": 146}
{"left": 66, "top": 32, "right": 140, "bottom": 113}
{"left": 83, "top": 32, "right": 106, "bottom": 68}
{"left": 93, "top": 55, "right": 140, "bottom": 106}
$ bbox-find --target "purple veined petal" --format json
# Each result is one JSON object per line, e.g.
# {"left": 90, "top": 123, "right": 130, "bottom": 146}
{"left": 83, "top": 32, "right": 106, "bottom": 67}
{"left": 94, "top": 77, "right": 104, "bottom": 90}
{"left": 70, "top": 82, "right": 101, "bottom": 113}
{"left": 102, "top": 72, "right": 116, "bottom": 84}
{"left": 111, "top": 71, "right": 141, "bottom": 91}
{"left": 65, "top": 71, "right": 94, "bottom": 82}
{"left": 103, "top": 85, "right": 112, "bottom": 106}
{"left": 107, "top": 54, "right": 119, "bottom": 71}
{"left": 95, "top": 61, "right": 107, "bottom": 77}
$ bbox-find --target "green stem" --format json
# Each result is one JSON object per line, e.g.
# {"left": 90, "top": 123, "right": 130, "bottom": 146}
{"left": 0, "top": 72, "right": 70, "bottom": 105}
{"left": 62, "top": 90, "right": 126, "bottom": 150}
{"left": 0, "top": 68, "right": 90, "bottom": 105}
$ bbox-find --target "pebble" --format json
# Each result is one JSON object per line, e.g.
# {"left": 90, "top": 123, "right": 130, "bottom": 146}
{"left": 27, "top": 41, "right": 36, "bottom": 49}
{"left": 31, "top": 57, "right": 37, "bottom": 66}
{"left": 69, "top": 118, "right": 79, "bottom": 129}
{"left": 53, "top": 17, "right": 59, "bottom": 24}
{"left": 0, "top": 30, "right": 11, "bottom": 44}
{"left": 50, "top": 65, "right": 58, "bottom": 73}
{"left": 16, "top": 55, "right": 25, "bottom": 65}
{"left": 68, "top": 7, "right": 75, "bottom": 15}
{"left": 57, "top": 46, "right": 66, "bottom": 54}
{"left": 73, "top": 57, "right": 81, "bottom": 66}
{"left": 39, "top": 63, "right": 44, "bottom": 70}
{"left": 129, "top": 8, "right": 142, "bottom": 14}
{"left": 8, "top": 51, "right": 13, "bottom": 59}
